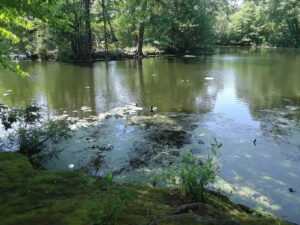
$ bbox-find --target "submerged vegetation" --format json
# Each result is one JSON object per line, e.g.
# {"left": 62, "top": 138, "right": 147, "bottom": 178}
{"left": 0, "top": 102, "right": 298, "bottom": 224}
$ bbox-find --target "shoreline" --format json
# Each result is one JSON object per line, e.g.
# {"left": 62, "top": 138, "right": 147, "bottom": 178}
{"left": 12, "top": 46, "right": 300, "bottom": 64}
{"left": 0, "top": 152, "right": 295, "bottom": 225}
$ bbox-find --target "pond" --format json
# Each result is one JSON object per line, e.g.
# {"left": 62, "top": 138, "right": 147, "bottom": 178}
{"left": 0, "top": 48, "right": 300, "bottom": 224}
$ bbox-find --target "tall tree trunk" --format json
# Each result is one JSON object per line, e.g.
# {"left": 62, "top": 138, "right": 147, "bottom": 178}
{"left": 136, "top": 1, "right": 147, "bottom": 58}
{"left": 101, "top": 0, "right": 108, "bottom": 56}
{"left": 136, "top": 22, "right": 144, "bottom": 58}
{"left": 83, "top": 0, "right": 92, "bottom": 58}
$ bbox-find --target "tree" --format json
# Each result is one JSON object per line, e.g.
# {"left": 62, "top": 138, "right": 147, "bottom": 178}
{"left": 0, "top": 0, "right": 55, "bottom": 74}
{"left": 216, "top": 0, "right": 300, "bottom": 48}
{"left": 117, "top": 0, "right": 158, "bottom": 57}
{"left": 267, "top": 0, "right": 300, "bottom": 47}
{"left": 227, "top": 1, "right": 266, "bottom": 46}
{"left": 154, "top": 0, "right": 222, "bottom": 52}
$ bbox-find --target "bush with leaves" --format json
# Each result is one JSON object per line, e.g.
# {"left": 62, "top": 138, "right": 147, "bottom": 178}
{"left": 160, "top": 138, "right": 222, "bottom": 202}
{"left": 0, "top": 104, "right": 72, "bottom": 166}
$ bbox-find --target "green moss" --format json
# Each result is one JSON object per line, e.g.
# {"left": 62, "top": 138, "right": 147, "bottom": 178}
{"left": 0, "top": 153, "right": 292, "bottom": 225}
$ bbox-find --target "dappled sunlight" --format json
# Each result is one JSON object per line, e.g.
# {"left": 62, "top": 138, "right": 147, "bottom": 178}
{"left": 215, "top": 178, "right": 281, "bottom": 211}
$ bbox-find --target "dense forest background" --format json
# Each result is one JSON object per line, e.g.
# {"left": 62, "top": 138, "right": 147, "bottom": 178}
{"left": 1, "top": 0, "right": 300, "bottom": 63}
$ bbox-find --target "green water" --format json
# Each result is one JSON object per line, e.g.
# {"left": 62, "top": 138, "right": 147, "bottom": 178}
{"left": 1, "top": 48, "right": 300, "bottom": 223}
{"left": 1, "top": 48, "right": 299, "bottom": 116}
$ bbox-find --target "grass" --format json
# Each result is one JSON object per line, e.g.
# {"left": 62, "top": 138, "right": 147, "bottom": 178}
{"left": 0, "top": 152, "right": 293, "bottom": 225}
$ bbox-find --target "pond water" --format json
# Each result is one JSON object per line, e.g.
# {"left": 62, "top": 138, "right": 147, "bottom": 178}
{"left": 0, "top": 48, "right": 300, "bottom": 223}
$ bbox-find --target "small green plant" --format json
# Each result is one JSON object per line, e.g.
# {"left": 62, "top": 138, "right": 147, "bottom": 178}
{"left": 149, "top": 175, "right": 162, "bottom": 188}
{"left": 162, "top": 138, "right": 222, "bottom": 202}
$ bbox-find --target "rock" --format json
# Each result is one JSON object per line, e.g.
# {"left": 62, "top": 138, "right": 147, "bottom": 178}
{"left": 172, "top": 202, "right": 221, "bottom": 215}
{"left": 148, "top": 214, "right": 241, "bottom": 225}
{"left": 237, "top": 204, "right": 254, "bottom": 214}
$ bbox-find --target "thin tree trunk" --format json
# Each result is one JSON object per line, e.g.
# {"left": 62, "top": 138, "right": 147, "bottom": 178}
{"left": 136, "top": 22, "right": 145, "bottom": 58}
{"left": 102, "top": 0, "right": 108, "bottom": 57}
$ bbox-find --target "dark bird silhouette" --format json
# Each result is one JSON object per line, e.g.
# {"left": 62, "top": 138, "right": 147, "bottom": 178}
{"left": 253, "top": 139, "right": 257, "bottom": 146}
{"left": 289, "top": 187, "right": 296, "bottom": 193}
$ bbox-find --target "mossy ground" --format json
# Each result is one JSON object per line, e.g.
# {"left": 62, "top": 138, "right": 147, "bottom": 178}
{"left": 0, "top": 153, "right": 292, "bottom": 225}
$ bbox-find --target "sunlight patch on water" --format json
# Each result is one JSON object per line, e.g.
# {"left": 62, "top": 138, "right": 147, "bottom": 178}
{"left": 215, "top": 178, "right": 281, "bottom": 211}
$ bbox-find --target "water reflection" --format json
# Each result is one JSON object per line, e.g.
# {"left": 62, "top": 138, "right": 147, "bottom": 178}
{"left": 1, "top": 48, "right": 300, "bottom": 223}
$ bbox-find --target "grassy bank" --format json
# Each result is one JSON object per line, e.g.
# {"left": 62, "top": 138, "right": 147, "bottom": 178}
{"left": 0, "top": 152, "right": 293, "bottom": 225}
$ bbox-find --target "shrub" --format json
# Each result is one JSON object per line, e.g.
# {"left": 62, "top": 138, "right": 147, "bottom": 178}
{"left": 163, "top": 138, "right": 222, "bottom": 202}
{"left": 150, "top": 175, "right": 162, "bottom": 188}
{"left": 0, "top": 104, "right": 72, "bottom": 166}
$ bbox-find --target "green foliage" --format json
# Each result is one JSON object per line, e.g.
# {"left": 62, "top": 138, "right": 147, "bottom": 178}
{"left": 0, "top": 105, "right": 72, "bottom": 165}
{"left": 179, "top": 153, "right": 215, "bottom": 201}
{"left": 149, "top": 175, "right": 162, "bottom": 188}
{"left": 152, "top": 0, "right": 216, "bottom": 52}
{"left": 216, "top": 0, "right": 300, "bottom": 48}
{"left": 160, "top": 138, "right": 222, "bottom": 202}
{"left": 1, "top": 0, "right": 300, "bottom": 72}
{"left": 25, "top": 20, "right": 57, "bottom": 60}
{"left": 0, "top": 0, "right": 56, "bottom": 74}
{"left": 18, "top": 118, "right": 71, "bottom": 164}
{"left": 178, "top": 139, "right": 222, "bottom": 201}
{"left": 227, "top": 2, "right": 266, "bottom": 46}
{"left": 47, "top": 0, "right": 93, "bottom": 59}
